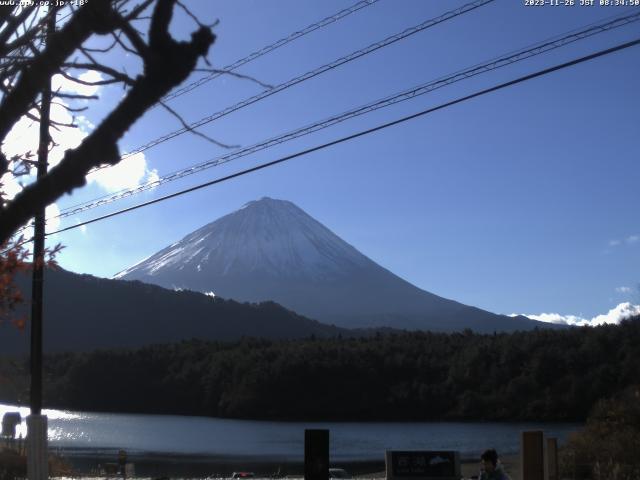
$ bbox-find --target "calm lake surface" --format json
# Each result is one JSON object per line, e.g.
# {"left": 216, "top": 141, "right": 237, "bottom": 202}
{"left": 1, "top": 403, "right": 581, "bottom": 461}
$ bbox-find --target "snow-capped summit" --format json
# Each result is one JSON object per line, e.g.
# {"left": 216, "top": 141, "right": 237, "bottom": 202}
{"left": 116, "top": 197, "right": 370, "bottom": 281}
{"left": 116, "top": 197, "right": 547, "bottom": 332}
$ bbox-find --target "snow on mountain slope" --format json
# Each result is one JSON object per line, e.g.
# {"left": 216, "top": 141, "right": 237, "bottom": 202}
{"left": 116, "top": 197, "right": 548, "bottom": 332}
{"left": 116, "top": 197, "right": 370, "bottom": 281}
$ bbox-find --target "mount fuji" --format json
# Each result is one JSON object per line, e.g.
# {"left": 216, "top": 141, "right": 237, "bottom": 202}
{"left": 116, "top": 197, "right": 546, "bottom": 332}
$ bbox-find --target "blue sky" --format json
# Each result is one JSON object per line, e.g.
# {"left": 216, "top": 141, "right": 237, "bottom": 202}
{"left": 11, "top": 0, "right": 639, "bottom": 322}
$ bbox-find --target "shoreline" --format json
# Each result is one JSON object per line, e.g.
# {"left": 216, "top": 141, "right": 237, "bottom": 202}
{"left": 54, "top": 450, "right": 386, "bottom": 478}
{"left": 51, "top": 449, "right": 521, "bottom": 480}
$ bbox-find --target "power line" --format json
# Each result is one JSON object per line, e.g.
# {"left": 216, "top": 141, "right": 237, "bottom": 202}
{"left": 52, "top": 10, "right": 640, "bottom": 222}
{"left": 162, "top": 0, "right": 380, "bottom": 103}
{"left": 95, "top": 0, "right": 495, "bottom": 164}
{"left": 45, "top": 37, "right": 640, "bottom": 238}
{"left": 53, "top": 0, "right": 495, "bottom": 221}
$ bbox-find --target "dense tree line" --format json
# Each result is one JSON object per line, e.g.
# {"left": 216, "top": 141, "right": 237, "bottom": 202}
{"left": 1, "top": 316, "right": 639, "bottom": 421}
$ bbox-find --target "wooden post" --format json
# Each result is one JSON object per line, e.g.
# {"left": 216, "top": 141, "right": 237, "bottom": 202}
{"left": 28, "top": 9, "right": 55, "bottom": 480}
{"left": 521, "top": 430, "right": 544, "bottom": 480}
{"left": 26, "top": 415, "right": 48, "bottom": 480}
{"left": 304, "top": 429, "right": 329, "bottom": 480}
{"left": 546, "top": 438, "right": 558, "bottom": 480}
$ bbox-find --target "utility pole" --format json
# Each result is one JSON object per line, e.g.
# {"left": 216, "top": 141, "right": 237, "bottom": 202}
{"left": 27, "top": 7, "right": 55, "bottom": 480}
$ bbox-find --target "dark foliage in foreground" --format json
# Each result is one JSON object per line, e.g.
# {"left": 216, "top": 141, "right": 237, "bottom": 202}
{"left": 2, "top": 316, "right": 639, "bottom": 421}
{"left": 560, "top": 385, "right": 640, "bottom": 480}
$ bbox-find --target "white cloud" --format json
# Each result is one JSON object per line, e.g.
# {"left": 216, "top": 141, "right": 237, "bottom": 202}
{"left": 2, "top": 110, "right": 39, "bottom": 168}
{"left": 52, "top": 70, "right": 103, "bottom": 98}
{"left": 74, "top": 219, "right": 88, "bottom": 235}
{"left": 515, "top": 312, "right": 585, "bottom": 325}
{"left": 589, "top": 303, "right": 640, "bottom": 325}
{"left": 48, "top": 103, "right": 89, "bottom": 168}
{"left": 1, "top": 72, "right": 101, "bottom": 198}
{"left": 1, "top": 105, "right": 88, "bottom": 213}
{"left": 3, "top": 71, "right": 102, "bottom": 159}
{"left": 147, "top": 168, "right": 160, "bottom": 185}
{"left": 512, "top": 302, "right": 640, "bottom": 327}
{"left": 0, "top": 69, "right": 136, "bottom": 247}
{"left": 0, "top": 170, "right": 24, "bottom": 200}
{"left": 86, "top": 152, "right": 158, "bottom": 192}
{"left": 45, "top": 203, "right": 61, "bottom": 234}
{"left": 3, "top": 71, "right": 156, "bottom": 197}
{"left": 616, "top": 286, "right": 632, "bottom": 294}
{"left": 607, "top": 235, "right": 639, "bottom": 248}
{"left": 16, "top": 202, "right": 62, "bottom": 245}
{"left": 76, "top": 115, "right": 96, "bottom": 132}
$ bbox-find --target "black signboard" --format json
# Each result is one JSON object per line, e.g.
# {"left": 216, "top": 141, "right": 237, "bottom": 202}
{"left": 305, "top": 429, "right": 329, "bottom": 480}
{"left": 386, "top": 451, "right": 460, "bottom": 479}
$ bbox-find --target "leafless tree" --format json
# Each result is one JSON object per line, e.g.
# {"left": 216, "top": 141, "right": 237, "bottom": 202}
{"left": 0, "top": 0, "right": 216, "bottom": 245}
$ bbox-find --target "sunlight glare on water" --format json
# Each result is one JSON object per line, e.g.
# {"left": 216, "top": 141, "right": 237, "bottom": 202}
{"left": 1, "top": 404, "right": 84, "bottom": 440}
{"left": 1, "top": 403, "right": 581, "bottom": 459}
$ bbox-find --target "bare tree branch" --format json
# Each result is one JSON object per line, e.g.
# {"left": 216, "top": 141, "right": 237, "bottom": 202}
{"left": 193, "top": 67, "right": 274, "bottom": 90}
{"left": 78, "top": 45, "right": 101, "bottom": 65}
{"left": 0, "top": 5, "right": 36, "bottom": 54}
{"left": 117, "top": 16, "right": 149, "bottom": 57}
{"left": 123, "top": 0, "right": 156, "bottom": 21}
{"left": 159, "top": 100, "right": 239, "bottom": 149}
{"left": 0, "top": 0, "right": 216, "bottom": 243}
{"left": 51, "top": 101, "right": 88, "bottom": 113}
{"left": 58, "top": 67, "right": 132, "bottom": 87}
{"left": 81, "top": 37, "right": 119, "bottom": 53}
{"left": 109, "top": 30, "right": 141, "bottom": 57}
{"left": 176, "top": 1, "right": 218, "bottom": 29}
{"left": 0, "top": 6, "right": 17, "bottom": 27}
{"left": 62, "top": 61, "right": 136, "bottom": 86}
{"left": 2, "top": 7, "right": 52, "bottom": 56}
{"left": 0, "top": 0, "right": 119, "bottom": 143}
{"left": 176, "top": 0, "right": 204, "bottom": 28}
{"left": 53, "top": 92, "right": 99, "bottom": 100}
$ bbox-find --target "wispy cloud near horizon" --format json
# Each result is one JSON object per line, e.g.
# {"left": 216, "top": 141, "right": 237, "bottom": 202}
{"left": 608, "top": 234, "right": 639, "bottom": 248}
{"left": 511, "top": 302, "right": 640, "bottom": 327}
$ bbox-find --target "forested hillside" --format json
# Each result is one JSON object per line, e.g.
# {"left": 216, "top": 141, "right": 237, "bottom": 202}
{"left": 1, "top": 268, "right": 347, "bottom": 355}
{"left": 2, "top": 316, "right": 638, "bottom": 421}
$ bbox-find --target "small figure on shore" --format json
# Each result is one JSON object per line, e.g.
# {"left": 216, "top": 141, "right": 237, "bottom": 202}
{"left": 118, "top": 449, "right": 127, "bottom": 479}
{"left": 1, "top": 412, "right": 21, "bottom": 445}
{"left": 479, "top": 449, "right": 510, "bottom": 480}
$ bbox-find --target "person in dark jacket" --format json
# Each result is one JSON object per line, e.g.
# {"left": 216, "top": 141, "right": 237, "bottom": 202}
{"left": 479, "top": 449, "right": 511, "bottom": 480}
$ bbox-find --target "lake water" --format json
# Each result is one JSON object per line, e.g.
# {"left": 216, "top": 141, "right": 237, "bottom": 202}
{"left": 1, "top": 403, "right": 581, "bottom": 461}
